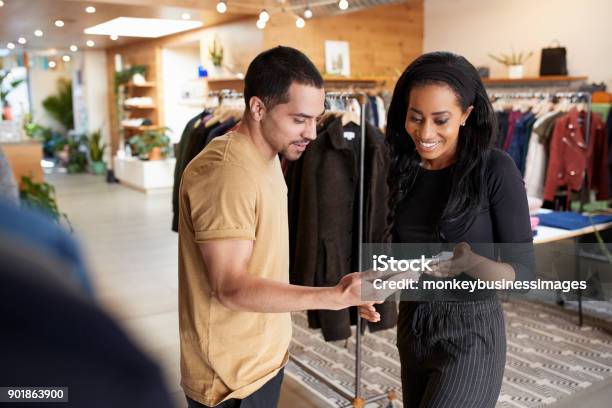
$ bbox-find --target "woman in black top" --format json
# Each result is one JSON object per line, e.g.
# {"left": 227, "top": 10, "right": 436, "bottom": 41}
{"left": 370, "top": 52, "right": 535, "bottom": 406}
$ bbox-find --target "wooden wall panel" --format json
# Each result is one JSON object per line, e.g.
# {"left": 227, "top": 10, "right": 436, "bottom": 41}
{"left": 263, "top": 1, "right": 423, "bottom": 84}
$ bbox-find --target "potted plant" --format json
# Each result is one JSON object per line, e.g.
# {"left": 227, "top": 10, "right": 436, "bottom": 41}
{"left": 88, "top": 130, "right": 107, "bottom": 175}
{"left": 20, "top": 175, "right": 72, "bottom": 231}
{"left": 0, "top": 70, "right": 25, "bottom": 120}
{"left": 42, "top": 78, "right": 74, "bottom": 130}
{"left": 488, "top": 49, "right": 534, "bottom": 79}
{"left": 128, "top": 127, "right": 171, "bottom": 161}
{"left": 66, "top": 134, "right": 89, "bottom": 174}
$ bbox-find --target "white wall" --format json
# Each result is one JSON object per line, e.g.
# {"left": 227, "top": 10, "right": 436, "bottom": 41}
{"left": 162, "top": 45, "right": 202, "bottom": 143}
{"left": 198, "top": 19, "right": 264, "bottom": 76}
{"left": 73, "top": 50, "right": 111, "bottom": 163}
{"left": 29, "top": 66, "right": 72, "bottom": 131}
{"left": 424, "top": 0, "right": 612, "bottom": 88}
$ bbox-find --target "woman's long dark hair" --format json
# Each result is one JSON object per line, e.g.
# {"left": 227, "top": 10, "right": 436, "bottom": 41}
{"left": 385, "top": 52, "right": 497, "bottom": 240}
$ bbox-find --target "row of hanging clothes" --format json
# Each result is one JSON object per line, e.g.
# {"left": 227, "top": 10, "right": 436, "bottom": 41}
{"left": 285, "top": 92, "right": 396, "bottom": 342}
{"left": 491, "top": 92, "right": 610, "bottom": 209}
{"left": 171, "top": 91, "right": 244, "bottom": 232}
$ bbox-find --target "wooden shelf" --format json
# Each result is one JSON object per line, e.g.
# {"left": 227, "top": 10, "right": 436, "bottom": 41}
{"left": 124, "top": 104, "right": 156, "bottom": 110}
{"left": 126, "top": 82, "right": 156, "bottom": 88}
{"left": 323, "top": 76, "right": 387, "bottom": 83}
{"left": 122, "top": 125, "right": 159, "bottom": 131}
{"left": 483, "top": 76, "right": 588, "bottom": 85}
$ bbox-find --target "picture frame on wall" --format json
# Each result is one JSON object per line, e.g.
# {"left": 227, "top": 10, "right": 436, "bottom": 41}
{"left": 325, "top": 40, "right": 350, "bottom": 77}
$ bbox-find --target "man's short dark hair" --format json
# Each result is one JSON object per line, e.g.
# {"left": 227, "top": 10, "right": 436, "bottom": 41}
{"left": 244, "top": 46, "right": 324, "bottom": 110}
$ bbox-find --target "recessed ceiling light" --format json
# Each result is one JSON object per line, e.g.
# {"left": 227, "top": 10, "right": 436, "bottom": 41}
{"left": 70, "top": 45, "right": 78, "bottom": 52}
{"left": 55, "top": 20, "right": 65, "bottom": 27}
{"left": 34, "top": 30, "right": 44, "bottom": 37}
{"left": 110, "top": 34, "right": 119, "bottom": 40}
{"left": 259, "top": 10, "right": 270, "bottom": 23}
{"left": 256, "top": 19, "right": 266, "bottom": 29}
{"left": 181, "top": 13, "right": 191, "bottom": 20}
{"left": 338, "top": 0, "right": 349, "bottom": 10}
{"left": 7, "top": 42, "right": 15, "bottom": 50}
{"left": 86, "top": 6, "right": 96, "bottom": 14}
{"left": 296, "top": 17, "right": 305, "bottom": 29}
{"left": 86, "top": 40, "right": 95, "bottom": 47}
{"left": 18, "top": 37, "right": 27, "bottom": 45}
{"left": 62, "top": 55, "right": 71, "bottom": 62}
{"left": 0, "top": 1, "right": 4, "bottom": 7}
{"left": 84, "top": 17, "right": 203, "bottom": 38}
{"left": 304, "top": 7, "right": 313, "bottom": 19}
{"left": 49, "top": 61, "right": 57, "bottom": 68}
{"left": 216, "top": 1, "right": 227, "bottom": 14}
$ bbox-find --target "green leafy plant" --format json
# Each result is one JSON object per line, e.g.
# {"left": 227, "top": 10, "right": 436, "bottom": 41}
{"left": 0, "top": 69, "right": 25, "bottom": 106}
{"left": 488, "top": 50, "right": 534, "bottom": 66}
{"left": 42, "top": 78, "right": 74, "bottom": 130}
{"left": 88, "top": 130, "right": 106, "bottom": 162}
{"left": 19, "top": 175, "right": 72, "bottom": 231}
{"left": 66, "top": 134, "right": 89, "bottom": 173}
{"left": 209, "top": 37, "right": 224, "bottom": 67}
{"left": 114, "top": 65, "right": 148, "bottom": 93}
{"left": 129, "top": 127, "right": 171, "bottom": 159}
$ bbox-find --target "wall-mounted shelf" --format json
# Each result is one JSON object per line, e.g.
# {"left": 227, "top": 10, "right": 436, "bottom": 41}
{"left": 126, "top": 82, "right": 156, "bottom": 88}
{"left": 122, "top": 125, "right": 160, "bottom": 131}
{"left": 483, "top": 76, "right": 588, "bottom": 86}
{"left": 124, "top": 105, "right": 156, "bottom": 110}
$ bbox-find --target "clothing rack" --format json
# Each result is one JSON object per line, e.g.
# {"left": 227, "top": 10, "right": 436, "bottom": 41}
{"left": 490, "top": 91, "right": 594, "bottom": 212}
{"left": 289, "top": 92, "right": 396, "bottom": 408}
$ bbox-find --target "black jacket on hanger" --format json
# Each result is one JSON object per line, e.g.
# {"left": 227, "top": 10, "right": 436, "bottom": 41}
{"left": 172, "top": 113, "right": 238, "bottom": 232}
{"left": 286, "top": 116, "right": 396, "bottom": 341}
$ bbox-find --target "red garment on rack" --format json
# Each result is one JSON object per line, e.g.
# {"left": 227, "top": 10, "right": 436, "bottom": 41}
{"left": 543, "top": 107, "right": 609, "bottom": 201}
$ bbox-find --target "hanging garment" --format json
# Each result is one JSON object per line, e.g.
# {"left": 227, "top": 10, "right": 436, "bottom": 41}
{"left": 524, "top": 111, "right": 563, "bottom": 199}
{"left": 286, "top": 116, "right": 396, "bottom": 341}
{"left": 375, "top": 96, "right": 387, "bottom": 130}
{"left": 543, "top": 107, "right": 609, "bottom": 202}
{"left": 608, "top": 109, "right": 612, "bottom": 197}
{"left": 172, "top": 113, "right": 238, "bottom": 232}
{"left": 495, "top": 110, "right": 509, "bottom": 149}
{"left": 172, "top": 111, "right": 210, "bottom": 232}
{"left": 502, "top": 110, "right": 522, "bottom": 151}
{"left": 507, "top": 112, "right": 536, "bottom": 173}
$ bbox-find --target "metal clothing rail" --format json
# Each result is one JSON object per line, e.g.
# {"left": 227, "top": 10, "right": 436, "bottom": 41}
{"left": 290, "top": 92, "right": 396, "bottom": 408}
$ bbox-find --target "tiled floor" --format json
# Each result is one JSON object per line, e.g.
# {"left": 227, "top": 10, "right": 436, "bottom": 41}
{"left": 49, "top": 173, "right": 612, "bottom": 408}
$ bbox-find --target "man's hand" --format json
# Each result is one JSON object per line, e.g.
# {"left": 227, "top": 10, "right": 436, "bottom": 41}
{"left": 359, "top": 304, "right": 381, "bottom": 322}
{"left": 332, "top": 272, "right": 383, "bottom": 310}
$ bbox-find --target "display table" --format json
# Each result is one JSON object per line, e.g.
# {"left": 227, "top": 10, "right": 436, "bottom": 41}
{"left": 113, "top": 156, "right": 175, "bottom": 193}
{"left": 0, "top": 140, "right": 44, "bottom": 188}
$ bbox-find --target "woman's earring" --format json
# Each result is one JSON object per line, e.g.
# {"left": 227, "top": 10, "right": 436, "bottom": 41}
{"left": 461, "top": 122, "right": 466, "bottom": 126}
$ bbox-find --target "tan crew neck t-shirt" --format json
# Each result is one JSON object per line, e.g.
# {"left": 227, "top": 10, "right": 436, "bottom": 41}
{"left": 178, "top": 131, "right": 292, "bottom": 406}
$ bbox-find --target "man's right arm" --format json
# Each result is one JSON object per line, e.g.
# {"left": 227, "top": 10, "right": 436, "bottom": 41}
{"left": 199, "top": 239, "right": 380, "bottom": 316}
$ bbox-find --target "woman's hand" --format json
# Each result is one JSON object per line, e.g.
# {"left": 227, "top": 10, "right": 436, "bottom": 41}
{"left": 426, "top": 242, "right": 483, "bottom": 279}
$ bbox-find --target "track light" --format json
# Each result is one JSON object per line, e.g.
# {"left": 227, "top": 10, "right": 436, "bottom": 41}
{"left": 259, "top": 9, "right": 270, "bottom": 23}
{"left": 339, "top": 0, "right": 349, "bottom": 10}
{"left": 304, "top": 7, "right": 313, "bottom": 19}
{"left": 296, "top": 17, "right": 305, "bottom": 29}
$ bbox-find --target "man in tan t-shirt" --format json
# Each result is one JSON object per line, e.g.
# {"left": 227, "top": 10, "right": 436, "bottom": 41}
{"left": 178, "top": 46, "right": 381, "bottom": 408}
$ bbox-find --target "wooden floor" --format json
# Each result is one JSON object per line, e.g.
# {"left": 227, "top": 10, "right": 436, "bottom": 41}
{"left": 49, "top": 173, "right": 320, "bottom": 408}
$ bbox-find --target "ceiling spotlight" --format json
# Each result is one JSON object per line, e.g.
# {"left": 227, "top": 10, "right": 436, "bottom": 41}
{"left": 182, "top": 13, "right": 191, "bottom": 20}
{"left": 86, "top": 40, "right": 95, "bottom": 47}
{"left": 216, "top": 0, "right": 227, "bottom": 14}
{"left": 49, "top": 61, "right": 57, "bottom": 68}
{"left": 296, "top": 17, "right": 305, "bottom": 29}
{"left": 6, "top": 42, "right": 15, "bottom": 50}
{"left": 34, "top": 29, "right": 44, "bottom": 37}
{"left": 70, "top": 45, "right": 78, "bottom": 52}
{"left": 85, "top": 6, "right": 96, "bottom": 13}
{"left": 304, "top": 7, "right": 313, "bottom": 19}
{"left": 256, "top": 19, "right": 266, "bottom": 30}
{"left": 55, "top": 20, "right": 65, "bottom": 27}
{"left": 110, "top": 34, "right": 119, "bottom": 40}
{"left": 18, "top": 37, "right": 27, "bottom": 45}
{"left": 338, "top": 0, "right": 349, "bottom": 10}
{"left": 0, "top": 1, "right": 4, "bottom": 7}
{"left": 62, "top": 55, "right": 71, "bottom": 62}
{"left": 259, "top": 9, "right": 270, "bottom": 23}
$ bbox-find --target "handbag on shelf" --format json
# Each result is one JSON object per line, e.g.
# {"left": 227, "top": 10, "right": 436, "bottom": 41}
{"left": 539, "top": 40, "right": 568, "bottom": 76}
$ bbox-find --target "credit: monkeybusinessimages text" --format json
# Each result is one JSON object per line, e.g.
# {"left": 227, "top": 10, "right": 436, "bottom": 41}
{"left": 371, "top": 255, "right": 588, "bottom": 293}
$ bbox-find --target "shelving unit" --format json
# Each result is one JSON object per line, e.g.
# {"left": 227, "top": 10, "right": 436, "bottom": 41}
{"left": 483, "top": 75, "right": 588, "bottom": 88}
